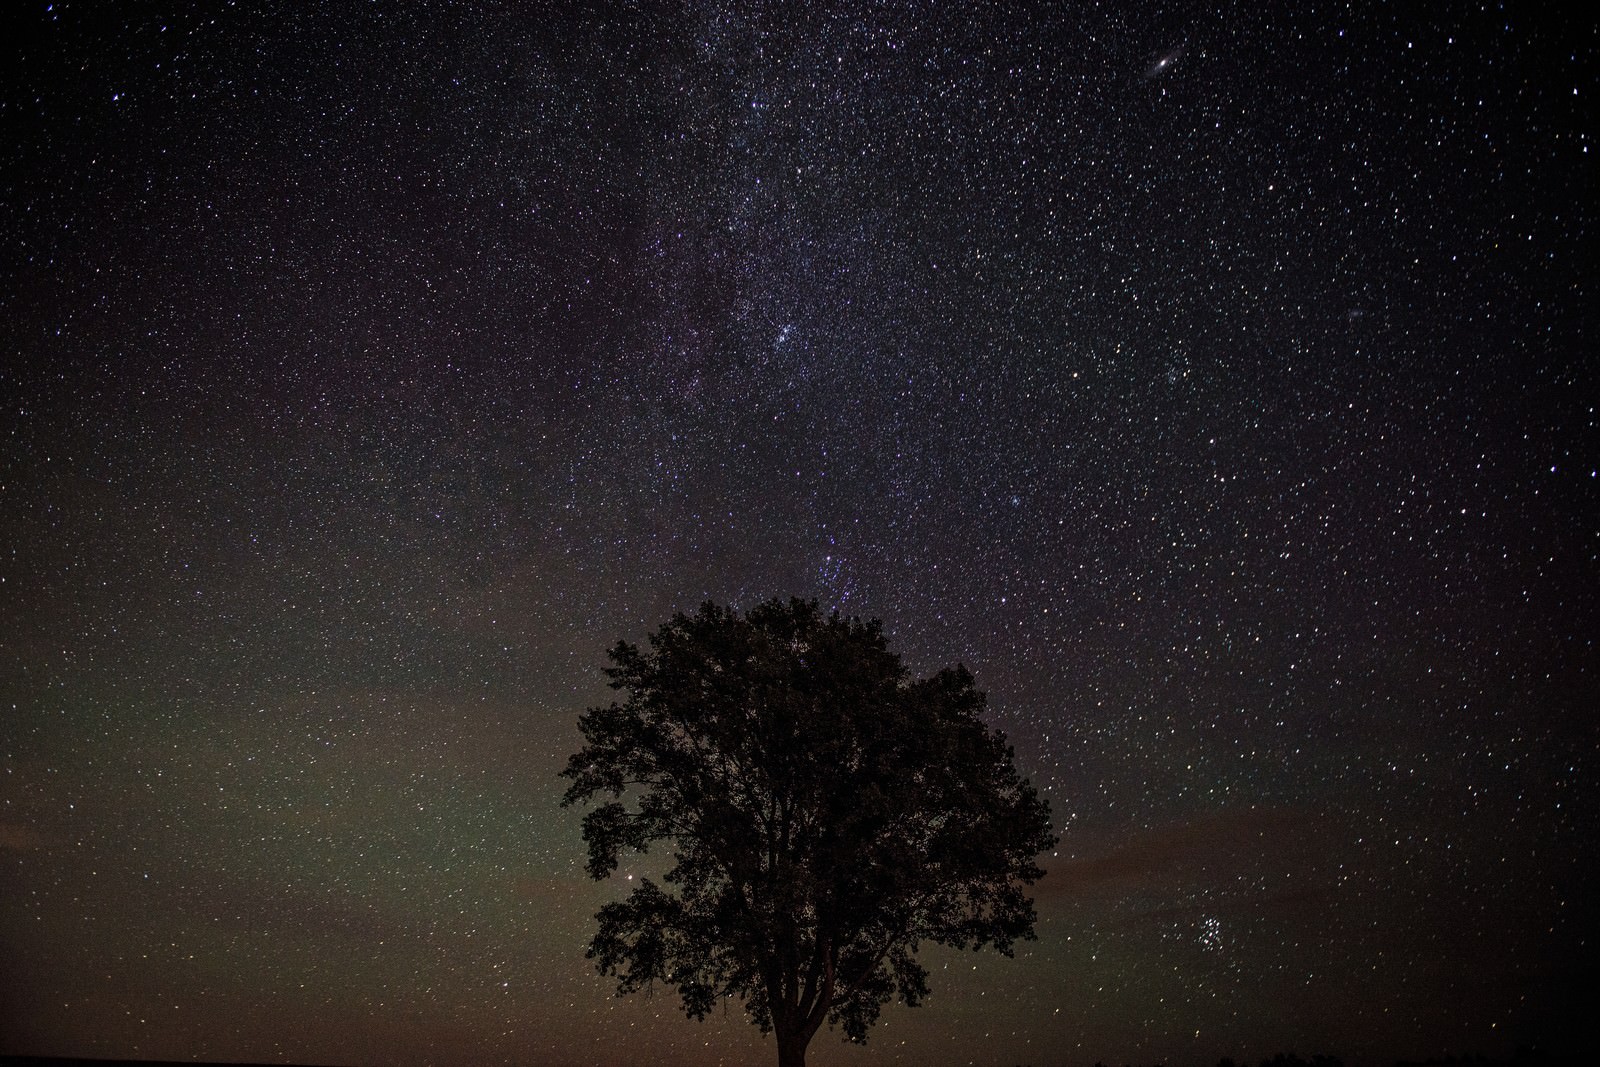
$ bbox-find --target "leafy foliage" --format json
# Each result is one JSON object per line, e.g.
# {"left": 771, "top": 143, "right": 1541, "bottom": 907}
{"left": 561, "top": 598, "right": 1057, "bottom": 1064}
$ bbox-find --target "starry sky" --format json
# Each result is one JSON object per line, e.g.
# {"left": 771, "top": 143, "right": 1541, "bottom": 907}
{"left": 1, "top": 3, "right": 1594, "bottom": 1066}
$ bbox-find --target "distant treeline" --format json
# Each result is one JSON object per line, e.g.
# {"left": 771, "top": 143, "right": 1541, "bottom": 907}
{"left": 0, "top": 1050, "right": 1575, "bottom": 1067}
{"left": 1034, "top": 1048, "right": 1576, "bottom": 1067}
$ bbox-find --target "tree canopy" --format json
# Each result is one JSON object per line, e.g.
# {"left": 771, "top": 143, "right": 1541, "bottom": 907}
{"left": 560, "top": 598, "right": 1057, "bottom": 1067}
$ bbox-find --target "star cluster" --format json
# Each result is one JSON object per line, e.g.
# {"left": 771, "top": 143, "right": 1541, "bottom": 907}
{"left": 2, "top": 3, "right": 1594, "bottom": 1065}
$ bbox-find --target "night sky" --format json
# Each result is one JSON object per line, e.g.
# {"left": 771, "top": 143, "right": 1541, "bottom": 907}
{"left": 2, "top": 3, "right": 1595, "bottom": 1066}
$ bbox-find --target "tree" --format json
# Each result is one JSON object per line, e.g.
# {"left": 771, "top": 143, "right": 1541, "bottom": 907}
{"left": 560, "top": 598, "right": 1058, "bottom": 1067}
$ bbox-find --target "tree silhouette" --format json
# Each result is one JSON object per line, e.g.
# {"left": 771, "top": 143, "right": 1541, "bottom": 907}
{"left": 561, "top": 598, "right": 1058, "bottom": 1067}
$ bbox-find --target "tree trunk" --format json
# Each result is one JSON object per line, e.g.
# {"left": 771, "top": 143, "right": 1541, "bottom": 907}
{"left": 775, "top": 1026, "right": 810, "bottom": 1067}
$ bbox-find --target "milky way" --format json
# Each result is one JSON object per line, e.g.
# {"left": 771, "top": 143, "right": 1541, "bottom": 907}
{"left": 2, "top": 3, "right": 1594, "bottom": 1066}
